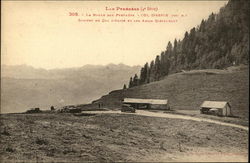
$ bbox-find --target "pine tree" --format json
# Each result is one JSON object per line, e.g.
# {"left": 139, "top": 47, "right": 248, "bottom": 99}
{"left": 154, "top": 55, "right": 161, "bottom": 81}
{"left": 144, "top": 62, "right": 149, "bottom": 84}
{"left": 146, "top": 62, "right": 150, "bottom": 83}
{"left": 133, "top": 74, "right": 139, "bottom": 86}
{"left": 139, "top": 63, "right": 149, "bottom": 84}
{"left": 149, "top": 60, "right": 155, "bottom": 82}
{"left": 123, "top": 84, "right": 127, "bottom": 89}
{"left": 173, "top": 39, "right": 178, "bottom": 66}
{"left": 129, "top": 77, "right": 133, "bottom": 88}
{"left": 139, "top": 67, "right": 145, "bottom": 84}
{"left": 160, "top": 51, "right": 166, "bottom": 77}
{"left": 199, "top": 19, "right": 206, "bottom": 32}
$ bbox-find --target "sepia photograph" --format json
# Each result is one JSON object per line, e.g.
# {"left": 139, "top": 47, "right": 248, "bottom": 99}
{"left": 1, "top": 0, "right": 249, "bottom": 162}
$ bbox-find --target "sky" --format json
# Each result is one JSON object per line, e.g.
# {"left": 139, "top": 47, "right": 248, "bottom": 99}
{"left": 2, "top": 1, "right": 228, "bottom": 69}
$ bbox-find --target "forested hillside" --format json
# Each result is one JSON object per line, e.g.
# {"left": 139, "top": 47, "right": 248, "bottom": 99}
{"left": 95, "top": 66, "right": 249, "bottom": 118}
{"left": 127, "top": 0, "right": 249, "bottom": 88}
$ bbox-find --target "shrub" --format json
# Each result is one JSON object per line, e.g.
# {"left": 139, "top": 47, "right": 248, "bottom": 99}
{"left": 6, "top": 147, "right": 14, "bottom": 152}
{"left": 35, "top": 137, "right": 48, "bottom": 145}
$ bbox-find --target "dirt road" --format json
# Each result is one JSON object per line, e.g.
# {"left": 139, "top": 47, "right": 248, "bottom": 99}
{"left": 82, "top": 110, "right": 249, "bottom": 131}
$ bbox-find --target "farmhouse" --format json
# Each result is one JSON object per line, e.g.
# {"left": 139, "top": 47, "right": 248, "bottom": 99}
{"left": 200, "top": 101, "right": 232, "bottom": 116}
{"left": 122, "top": 98, "right": 170, "bottom": 110}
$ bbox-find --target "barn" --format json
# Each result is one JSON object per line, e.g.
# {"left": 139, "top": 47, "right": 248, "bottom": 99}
{"left": 122, "top": 98, "right": 170, "bottom": 110}
{"left": 200, "top": 101, "right": 232, "bottom": 116}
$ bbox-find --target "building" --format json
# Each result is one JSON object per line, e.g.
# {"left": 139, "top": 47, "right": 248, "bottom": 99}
{"left": 200, "top": 101, "right": 232, "bottom": 116}
{"left": 122, "top": 98, "right": 170, "bottom": 110}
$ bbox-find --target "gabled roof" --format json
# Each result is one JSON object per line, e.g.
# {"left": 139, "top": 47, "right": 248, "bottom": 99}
{"left": 123, "top": 98, "right": 168, "bottom": 105}
{"left": 200, "top": 101, "right": 230, "bottom": 108}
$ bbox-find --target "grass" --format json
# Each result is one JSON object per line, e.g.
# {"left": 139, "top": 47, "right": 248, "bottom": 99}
{"left": 0, "top": 113, "right": 248, "bottom": 162}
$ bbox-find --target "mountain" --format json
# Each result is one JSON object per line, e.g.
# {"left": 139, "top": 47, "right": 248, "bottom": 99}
{"left": 92, "top": 65, "right": 249, "bottom": 119}
{"left": 128, "top": 0, "right": 249, "bottom": 88}
{"left": 1, "top": 64, "right": 141, "bottom": 113}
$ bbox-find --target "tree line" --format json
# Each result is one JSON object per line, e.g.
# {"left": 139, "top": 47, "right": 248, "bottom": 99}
{"left": 124, "top": 0, "right": 249, "bottom": 89}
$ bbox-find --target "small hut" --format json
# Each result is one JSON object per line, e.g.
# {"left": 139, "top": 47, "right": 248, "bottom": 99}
{"left": 123, "top": 98, "right": 169, "bottom": 110}
{"left": 200, "top": 101, "right": 232, "bottom": 116}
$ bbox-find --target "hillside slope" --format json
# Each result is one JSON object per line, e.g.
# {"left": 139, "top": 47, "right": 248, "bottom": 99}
{"left": 127, "top": 0, "right": 249, "bottom": 89}
{"left": 93, "top": 65, "right": 249, "bottom": 119}
{"left": 1, "top": 64, "right": 141, "bottom": 113}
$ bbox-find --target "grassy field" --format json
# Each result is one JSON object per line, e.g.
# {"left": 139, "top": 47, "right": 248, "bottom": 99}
{"left": 95, "top": 65, "right": 249, "bottom": 119}
{"left": 0, "top": 113, "right": 248, "bottom": 162}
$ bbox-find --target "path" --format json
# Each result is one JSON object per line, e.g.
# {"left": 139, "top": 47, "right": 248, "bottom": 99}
{"left": 81, "top": 110, "right": 248, "bottom": 131}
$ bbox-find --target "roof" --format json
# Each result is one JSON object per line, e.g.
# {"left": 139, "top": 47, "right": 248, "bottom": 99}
{"left": 200, "top": 101, "right": 230, "bottom": 108}
{"left": 123, "top": 98, "right": 168, "bottom": 105}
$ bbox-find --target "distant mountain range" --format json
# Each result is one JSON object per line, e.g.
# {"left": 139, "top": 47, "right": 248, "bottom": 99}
{"left": 1, "top": 64, "right": 141, "bottom": 113}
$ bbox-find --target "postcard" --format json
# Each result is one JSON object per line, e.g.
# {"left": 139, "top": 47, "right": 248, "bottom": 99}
{"left": 1, "top": 0, "right": 248, "bottom": 162}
